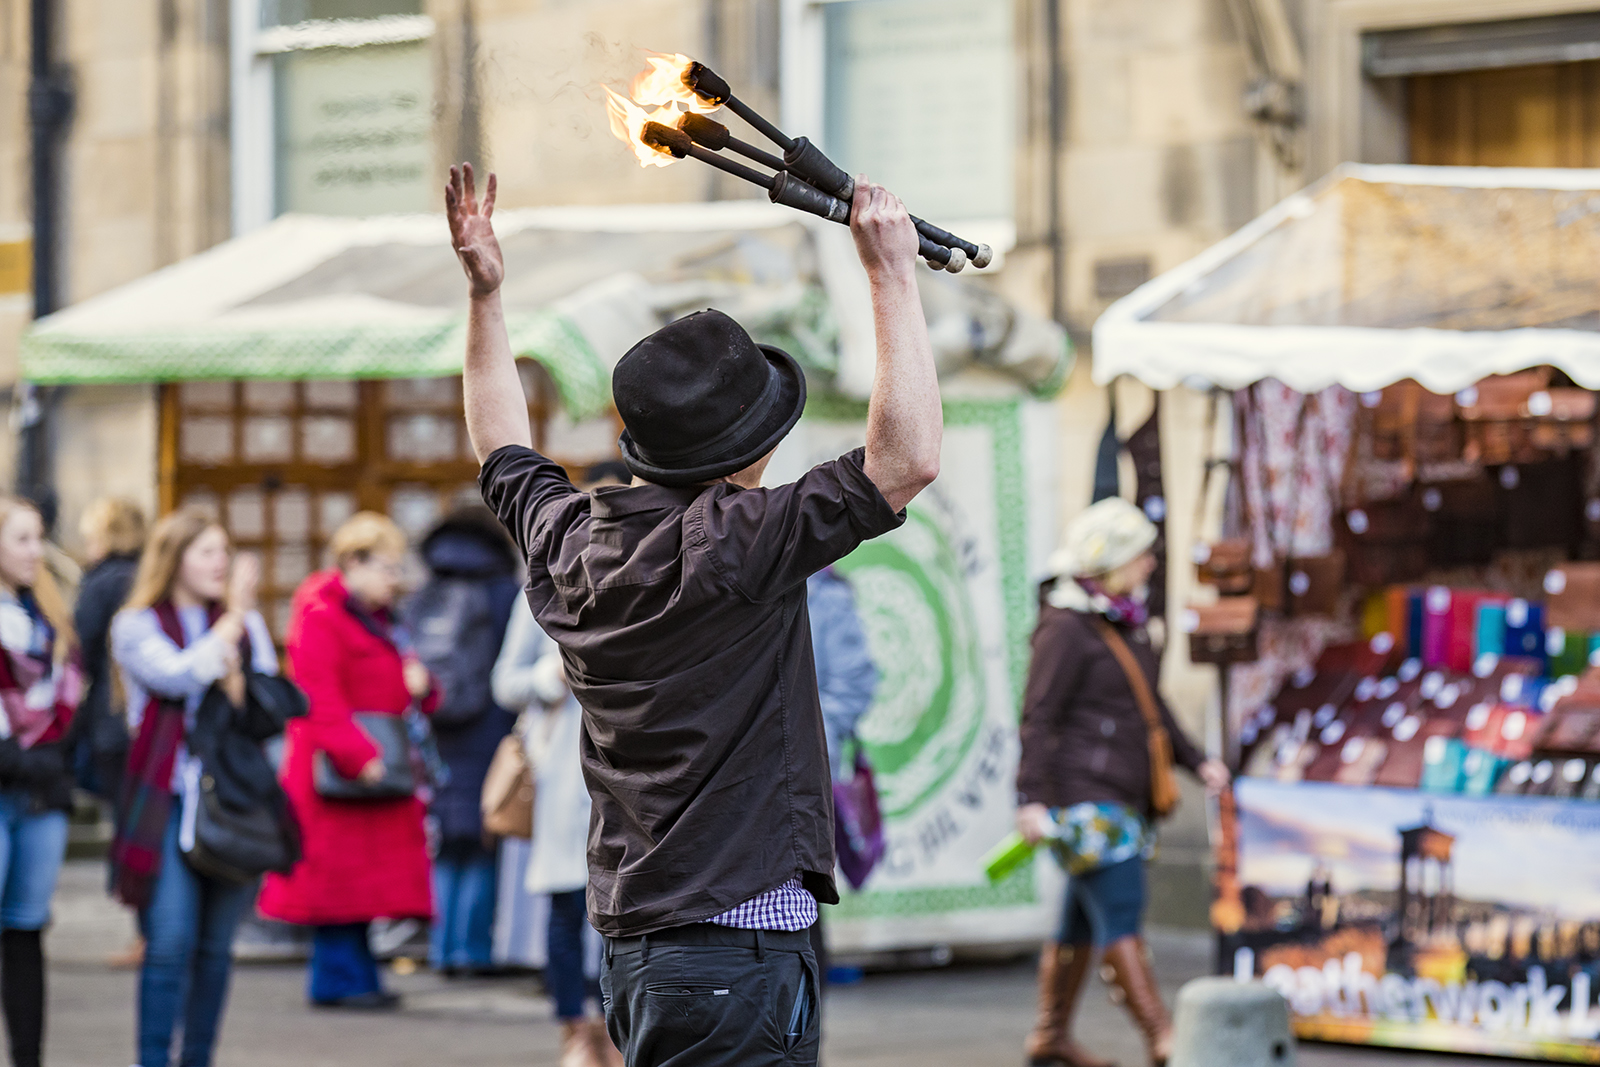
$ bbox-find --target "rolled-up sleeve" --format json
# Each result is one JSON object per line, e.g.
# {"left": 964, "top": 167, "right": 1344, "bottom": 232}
{"left": 702, "top": 448, "right": 905, "bottom": 603}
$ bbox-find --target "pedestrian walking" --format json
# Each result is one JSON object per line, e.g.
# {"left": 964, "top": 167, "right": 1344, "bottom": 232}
{"left": 0, "top": 497, "right": 82, "bottom": 1067}
{"left": 109, "top": 508, "right": 276, "bottom": 1067}
{"left": 257, "top": 512, "right": 436, "bottom": 1009}
{"left": 447, "top": 161, "right": 941, "bottom": 1067}
{"left": 73, "top": 498, "right": 146, "bottom": 812}
{"left": 1015, "top": 497, "right": 1230, "bottom": 1067}
{"left": 806, "top": 566, "right": 879, "bottom": 984}
{"left": 404, "top": 507, "right": 520, "bottom": 976}
{"left": 491, "top": 463, "right": 628, "bottom": 1067}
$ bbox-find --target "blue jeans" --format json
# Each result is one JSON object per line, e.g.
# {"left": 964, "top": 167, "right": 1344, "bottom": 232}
{"left": 0, "top": 790, "right": 68, "bottom": 930}
{"left": 1059, "top": 856, "right": 1145, "bottom": 946}
{"left": 429, "top": 840, "right": 497, "bottom": 970}
{"left": 548, "top": 889, "right": 600, "bottom": 1020}
{"left": 138, "top": 806, "right": 255, "bottom": 1067}
{"left": 309, "top": 923, "right": 383, "bottom": 1002}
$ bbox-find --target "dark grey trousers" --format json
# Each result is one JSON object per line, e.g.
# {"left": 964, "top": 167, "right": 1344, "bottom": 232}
{"left": 601, "top": 925, "right": 820, "bottom": 1067}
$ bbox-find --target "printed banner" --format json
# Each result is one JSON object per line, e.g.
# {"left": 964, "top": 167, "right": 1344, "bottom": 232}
{"left": 771, "top": 395, "right": 1062, "bottom": 953}
{"left": 1222, "top": 777, "right": 1600, "bottom": 1062}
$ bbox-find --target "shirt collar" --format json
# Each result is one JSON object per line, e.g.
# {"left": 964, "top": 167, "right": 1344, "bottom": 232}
{"left": 588, "top": 482, "right": 710, "bottom": 519}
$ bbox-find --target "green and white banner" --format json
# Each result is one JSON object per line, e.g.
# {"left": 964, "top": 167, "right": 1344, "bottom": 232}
{"left": 773, "top": 392, "right": 1064, "bottom": 953}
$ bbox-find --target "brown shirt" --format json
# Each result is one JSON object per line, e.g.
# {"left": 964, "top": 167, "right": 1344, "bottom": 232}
{"left": 1015, "top": 605, "right": 1204, "bottom": 816}
{"left": 480, "top": 444, "right": 903, "bottom": 937}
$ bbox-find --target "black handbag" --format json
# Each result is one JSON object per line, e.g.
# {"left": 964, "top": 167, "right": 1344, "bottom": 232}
{"left": 180, "top": 673, "right": 307, "bottom": 884}
{"left": 183, "top": 771, "right": 300, "bottom": 884}
{"left": 313, "top": 712, "right": 417, "bottom": 800}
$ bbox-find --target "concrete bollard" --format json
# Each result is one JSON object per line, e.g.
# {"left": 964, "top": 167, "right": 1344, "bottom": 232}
{"left": 1169, "top": 977, "right": 1295, "bottom": 1067}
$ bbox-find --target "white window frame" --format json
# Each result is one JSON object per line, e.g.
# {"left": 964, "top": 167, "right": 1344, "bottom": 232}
{"left": 229, "top": 0, "right": 434, "bottom": 234}
{"left": 778, "top": 0, "right": 1017, "bottom": 257}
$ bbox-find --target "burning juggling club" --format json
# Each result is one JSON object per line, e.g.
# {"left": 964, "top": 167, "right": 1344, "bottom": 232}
{"left": 682, "top": 64, "right": 993, "bottom": 270}
{"left": 642, "top": 122, "right": 964, "bottom": 271}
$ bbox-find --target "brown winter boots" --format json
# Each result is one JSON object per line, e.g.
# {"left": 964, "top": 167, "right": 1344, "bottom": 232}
{"left": 1101, "top": 936, "right": 1173, "bottom": 1067}
{"left": 1026, "top": 942, "right": 1117, "bottom": 1067}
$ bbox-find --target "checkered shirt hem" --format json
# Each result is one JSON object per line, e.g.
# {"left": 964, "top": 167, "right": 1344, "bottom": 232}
{"left": 706, "top": 878, "right": 818, "bottom": 931}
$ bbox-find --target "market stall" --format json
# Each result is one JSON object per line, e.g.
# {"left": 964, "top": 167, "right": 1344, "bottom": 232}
{"left": 1094, "top": 163, "right": 1600, "bottom": 1061}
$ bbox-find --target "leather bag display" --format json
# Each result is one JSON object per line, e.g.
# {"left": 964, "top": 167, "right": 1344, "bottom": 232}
{"left": 1181, "top": 597, "right": 1260, "bottom": 666}
{"left": 313, "top": 712, "right": 417, "bottom": 800}
{"left": 1191, "top": 391, "right": 1254, "bottom": 596}
{"left": 1545, "top": 562, "right": 1600, "bottom": 633}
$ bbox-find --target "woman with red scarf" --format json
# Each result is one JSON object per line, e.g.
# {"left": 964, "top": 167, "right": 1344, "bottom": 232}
{"left": 0, "top": 496, "right": 81, "bottom": 1067}
{"left": 110, "top": 507, "right": 275, "bottom": 1067}
{"left": 258, "top": 512, "right": 436, "bottom": 1009}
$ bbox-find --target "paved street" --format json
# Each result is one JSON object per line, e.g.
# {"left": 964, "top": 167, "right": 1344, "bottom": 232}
{"left": 41, "top": 860, "right": 1523, "bottom": 1067}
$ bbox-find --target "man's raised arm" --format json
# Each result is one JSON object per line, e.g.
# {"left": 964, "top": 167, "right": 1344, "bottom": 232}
{"left": 852, "top": 177, "right": 942, "bottom": 513}
{"left": 447, "top": 163, "right": 533, "bottom": 462}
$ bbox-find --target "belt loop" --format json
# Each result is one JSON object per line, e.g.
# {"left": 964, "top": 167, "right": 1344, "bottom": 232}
{"left": 641, "top": 933, "right": 650, "bottom": 964}
{"left": 755, "top": 929, "right": 765, "bottom": 960}
{"left": 605, "top": 937, "right": 612, "bottom": 964}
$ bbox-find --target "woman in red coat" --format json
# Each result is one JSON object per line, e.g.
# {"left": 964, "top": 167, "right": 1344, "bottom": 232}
{"left": 258, "top": 513, "right": 436, "bottom": 1009}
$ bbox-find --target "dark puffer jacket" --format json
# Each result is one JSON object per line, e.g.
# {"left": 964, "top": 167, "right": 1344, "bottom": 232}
{"left": 407, "top": 511, "right": 521, "bottom": 843}
{"left": 73, "top": 553, "right": 139, "bottom": 782}
{"left": 1016, "top": 604, "right": 1204, "bottom": 818}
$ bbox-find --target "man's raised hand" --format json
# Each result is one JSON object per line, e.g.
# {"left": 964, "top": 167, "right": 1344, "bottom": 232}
{"left": 849, "top": 175, "right": 918, "bottom": 282}
{"left": 446, "top": 163, "right": 503, "bottom": 298}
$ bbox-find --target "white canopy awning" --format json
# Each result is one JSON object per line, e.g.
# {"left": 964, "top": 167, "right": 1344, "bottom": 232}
{"left": 25, "top": 201, "right": 1070, "bottom": 419}
{"left": 1093, "top": 163, "right": 1600, "bottom": 393}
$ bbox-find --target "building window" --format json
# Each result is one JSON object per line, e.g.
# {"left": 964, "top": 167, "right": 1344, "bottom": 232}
{"left": 819, "top": 0, "right": 1014, "bottom": 222}
{"left": 233, "top": 0, "right": 434, "bottom": 229}
{"left": 162, "top": 367, "right": 619, "bottom": 640}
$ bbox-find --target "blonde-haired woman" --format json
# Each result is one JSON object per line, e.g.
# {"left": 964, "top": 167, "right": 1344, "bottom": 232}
{"left": 0, "top": 496, "right": 82, "bottom": 1067}
{"left": 75, "top": 498, "right": 146, "bottom": 807}
{"left": 259, "top": 512, "right": 436, "bottom": 1009}
{"left": 109, "top": 507, "right": 275, "bottom": 1067}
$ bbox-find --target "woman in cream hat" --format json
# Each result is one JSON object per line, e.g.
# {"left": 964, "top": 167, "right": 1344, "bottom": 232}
{"left": 1016, "top": 498, "right": 1229, "bottom": 1067}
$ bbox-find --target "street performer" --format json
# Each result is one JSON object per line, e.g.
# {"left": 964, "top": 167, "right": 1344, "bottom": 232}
{"left": 445, "top": 161, "right": 941, "bottom": 1067}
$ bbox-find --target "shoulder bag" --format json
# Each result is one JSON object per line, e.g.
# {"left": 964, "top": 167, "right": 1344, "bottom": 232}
{"left": 481, "top": 716, "right": 535, "bottom": 839}
{"left": 181, "top": 674, "right": 306, "bottom": 884}
{"left": 184, "top": 765, "right": 302, "bottom": 884}
{"left": 313, "top": 711, "right": 417, "bottom": 800}
{"left": 833, "top": 738, "right": 885, "bottom": 891}
{"left": 1093, "top": 619, "right": 1181, "bottom": 818}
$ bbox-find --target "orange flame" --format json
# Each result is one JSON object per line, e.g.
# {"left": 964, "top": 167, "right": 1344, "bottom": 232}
{"left": 604, "top": 86, "right": 680, "bottom": 168}
{"left": 631, "top": 51, "right": 720, "bottom": 113}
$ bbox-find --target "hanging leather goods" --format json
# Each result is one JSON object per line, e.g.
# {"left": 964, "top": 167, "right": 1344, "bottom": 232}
{"left": 1191, "top": 390, "right": 1253, "bottom": 596}
{"left": 1125, "top": 393, "right": 1169, "bottom": 618}
{"left": 1181, "top": 596, "right": 1260, "bottom": 666}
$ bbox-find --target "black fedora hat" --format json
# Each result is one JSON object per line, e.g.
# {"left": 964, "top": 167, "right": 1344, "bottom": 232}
{"left": 614, "top": 309, "right": 806, "bottom": 487}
